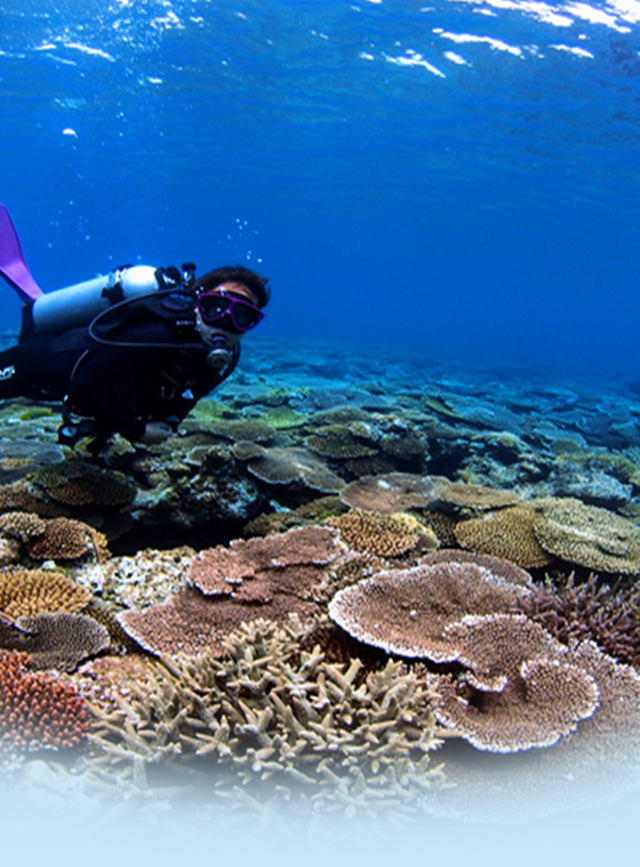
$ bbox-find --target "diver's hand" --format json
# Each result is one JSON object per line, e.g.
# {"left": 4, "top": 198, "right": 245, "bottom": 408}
{"left": 141, "top": 421, "right": 174, "bottom": 444}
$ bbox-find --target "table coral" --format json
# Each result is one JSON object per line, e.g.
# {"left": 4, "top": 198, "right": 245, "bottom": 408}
{"left": 427, "top": 614, "right": 599, "bottom": 753}
{"left": 10, "top": 612, "right": 110, "bottom": 672}
{"left": 305, "top": 424, "right": 379, "bottom": 460}
{"left": 119, "top": 527, "right": 344, "bottom": 656}
{"left": 432, "top": 481, "right": 520, "bottom": 512}
{"left": 25, "top": 517, "right": 109, "bottom": 562}
{"left": 340, "top": 472, "right": 443, "bottom": 514}
{"left": 0, "top": 569, "right": 90, "bottom": 618}
{"left": 533, "top": 497, "right": 640, "bottom": 573}
{"left": 328, "top": 554, "right": 533, "bottom": 661}
{"left": 0, "top": 650, "right": 88, "bottom": 751}
{"left": 241, "top": 445, "right": 346, "bottom": 493}
{"left": 454, "top": 504, "right": 555, "bottom": 569}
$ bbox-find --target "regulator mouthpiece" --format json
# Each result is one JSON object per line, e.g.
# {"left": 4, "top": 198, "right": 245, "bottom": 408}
{"left": 206, "top": 335, "right": 233, "bottom": 370}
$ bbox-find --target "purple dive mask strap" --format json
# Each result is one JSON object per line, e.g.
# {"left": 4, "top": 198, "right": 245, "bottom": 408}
{"left": 0, "top": 203, "right": 44, "bottom": 302}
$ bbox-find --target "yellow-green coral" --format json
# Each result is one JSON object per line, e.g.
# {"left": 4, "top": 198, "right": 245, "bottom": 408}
{"left": 259, "top": 407, "right": 307, "bottom": 430}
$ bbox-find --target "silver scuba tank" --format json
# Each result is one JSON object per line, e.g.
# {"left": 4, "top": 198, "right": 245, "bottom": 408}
{"left": 31, "top": 265, "right": 161, "bottom": 334}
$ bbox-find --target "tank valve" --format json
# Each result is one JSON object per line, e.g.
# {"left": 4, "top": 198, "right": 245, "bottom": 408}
{"left": 206, "top": 336, "right": 233, "bottom": 370}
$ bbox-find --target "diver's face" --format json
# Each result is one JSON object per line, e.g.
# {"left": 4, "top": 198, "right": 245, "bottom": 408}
{"left": 194, "top": 282, "right": 259, "bottom": 347}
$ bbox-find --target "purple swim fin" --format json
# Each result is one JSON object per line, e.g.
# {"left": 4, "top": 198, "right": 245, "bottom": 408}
{"left": 0, "top": 203, "right": 44, "bottom": 302}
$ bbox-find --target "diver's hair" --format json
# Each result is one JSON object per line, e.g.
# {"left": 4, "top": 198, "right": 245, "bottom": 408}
{"left": 195, "top": 266, "right": 270, "bottom": 308}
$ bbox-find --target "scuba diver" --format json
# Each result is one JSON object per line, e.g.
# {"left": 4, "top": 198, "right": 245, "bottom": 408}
{"left": 0, "top": 204, "right": 269, "bottom": 454}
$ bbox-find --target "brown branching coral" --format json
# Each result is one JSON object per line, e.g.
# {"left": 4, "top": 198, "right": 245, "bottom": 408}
{"left": 533, "top": 497, "right": 640, "bottom": 574}
{"left": 518, "top": 575, "right": 640, "bottom": 668}
{"left": 454, "top": 504, "right": 555, "bottom": 569}
{"left": 0, "top": 649, "right": 89, "bottom": 751}
{"left": 85, "top": 618, "right": 445, "bottom": 813}
{"left": 326, "top": 510, "right": 438, "bottom": 558}
{"left": 0, "top": 569, "right": 90, "bottom": 618}
{"left": 427, "top": 614, "right": 599, "bottom": 753}
{"left": 0, "top": 511, "right": 46, "bottom": 543}
{"left": 328, "top": 555, "right": 533, "bottom": 661}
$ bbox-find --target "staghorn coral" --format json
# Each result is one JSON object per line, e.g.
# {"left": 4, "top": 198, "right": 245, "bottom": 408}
{"left": 305, "top": 425, "right": 379, "bottom": 460}
{"left": 25, "top": 517, "right": 110, "bottom": 562}
{"left": 0, "top": 650, "right": 88, "bottom": 751}
{"left": 454, "top": 504, "right": 555, "bottom": 569}
{"left": 517, "top": 574, "right": 640, "bottom": 668}
{"left": 0, "top": 569, "right": 90, "bottom": 619}
{"left": 31, "top": 461, "right": 136, "bottom": 508}
{"left": 328, "top": 554, "right": 532, "bottom": 662}
{"left": 326, "top": 510, "right": 438, "bottom": 559}
{"left": 533, "top": 497, "right": 640, "bottom": 573}
{"left": 85, "top": 617, "right": 445, "bottom": 814}
{"left": 6, "top": 612, "right": 110, "bottom": 672}
{"left": 427, "top": 614, "right": 599, "bottom": 753}
{"left": 340, "top": 473, "right": 444, "bottom": 514}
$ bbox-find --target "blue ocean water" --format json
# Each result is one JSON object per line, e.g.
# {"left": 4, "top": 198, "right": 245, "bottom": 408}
{"left": 1, "top": 0, "right": 639, "bottom": 380}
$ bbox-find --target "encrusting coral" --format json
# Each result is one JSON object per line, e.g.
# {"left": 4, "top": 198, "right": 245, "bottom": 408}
{"left": 454, "top": 504, "right": 554, "bottom": 569}
{"left": 0, "top": 649, "right": 89, "bottom": 751}
{"left": 83, "top": 617, "right": 446, "bottom": 815}
{"left": 533, "top": 497, "right": 640, "bottom": 573}
{"left": 0, "top": 569, "right": 91, "bottom": 618}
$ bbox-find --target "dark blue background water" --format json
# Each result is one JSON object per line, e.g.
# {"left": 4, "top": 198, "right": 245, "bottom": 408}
{"left": 1, "top": 0, "right": 640, "bottom": 378}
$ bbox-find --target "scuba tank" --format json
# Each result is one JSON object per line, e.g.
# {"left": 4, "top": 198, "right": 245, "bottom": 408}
{"left": 31, "top": 265, "right": 168, "bottom": 334}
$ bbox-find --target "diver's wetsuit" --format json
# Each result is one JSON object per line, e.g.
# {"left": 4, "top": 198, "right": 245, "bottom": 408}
{"left": 0, "top": 291, "right": 238, "bottom": 447}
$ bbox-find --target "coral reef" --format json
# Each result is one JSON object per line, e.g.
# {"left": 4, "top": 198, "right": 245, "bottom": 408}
{"left": 0, "top": 650, "right": 89, "bottom": 751}
{"left": 427, "top": 614, "right": 599, "bottom": 752}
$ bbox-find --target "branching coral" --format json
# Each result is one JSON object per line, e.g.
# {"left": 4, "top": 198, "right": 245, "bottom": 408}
{"left": 25, "top": 517, "right": 109, "bottom": 562}
{"left": 84, "top": 617, "right": 445, "bottom": 814}
{"left": 0, "top": 650, "right": 88, "bottom": 751}
{"left": 517, "top": 574, "right": 640, "bottom": 668}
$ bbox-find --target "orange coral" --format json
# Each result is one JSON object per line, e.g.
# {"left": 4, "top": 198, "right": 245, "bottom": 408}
{"left": 0, "top": 649, "right": 88, "bottom": 751}
{"left": 0, "top": 569, "right": 90, "bottom": 618}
